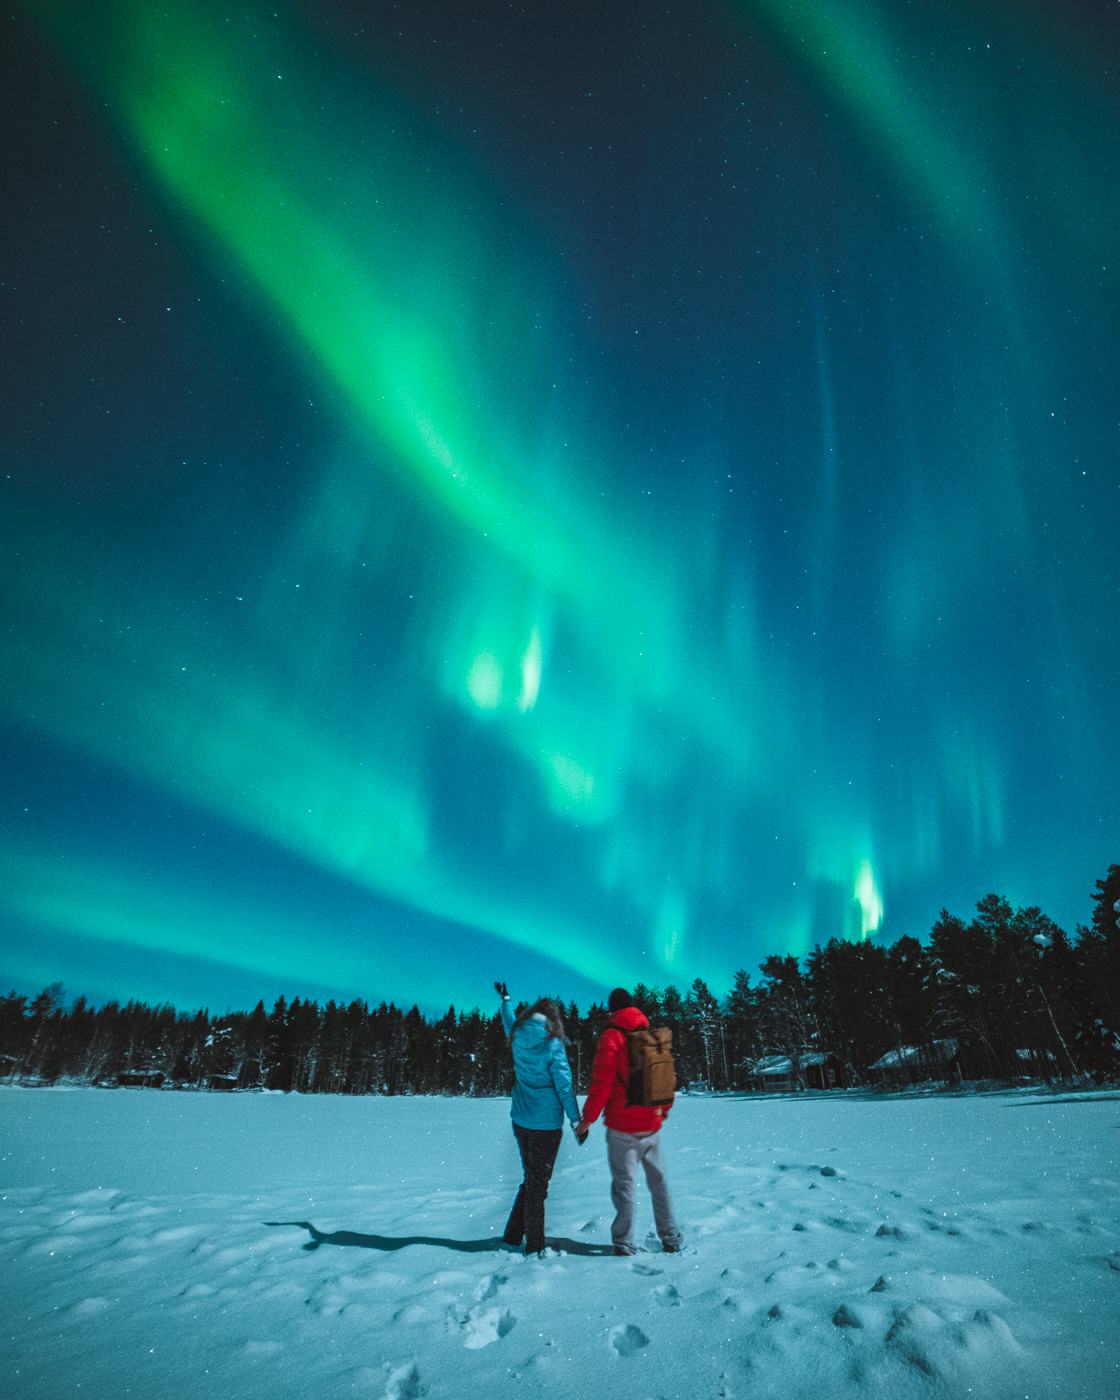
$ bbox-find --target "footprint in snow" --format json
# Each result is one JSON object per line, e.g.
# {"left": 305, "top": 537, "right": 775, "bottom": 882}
{"left": 473, "top": 1272, "right": 507, "bottom": 1302}
{"left": 460, "top": 1306, "right": 516, "bottom": 1349}
{"left": 384, "top": 1362, "right": 425, "bottom": 1399}
{"left": 610, "top": 1323, "right": 650, "bottom": 1357}
{"left": 68, "top": 1297, "right": 110, "bottom": 1316}
{"left": 652, "top": 1284, "right": 681, "bottom": 1307}
{"left": 628, "top": 1262, "right": 663, "bottom": 1276}
{"left": 153, "top": 1225, "right": 202, "bottom": 1244}
{"left": 392, "top": 1304, "right": 430, "bottom": 1325}
{"left": 825, "top": 1216, "right": 864, "bottom": 1233}
{"left": 832, "top": 1303, "right": 863, "bottom": 1329}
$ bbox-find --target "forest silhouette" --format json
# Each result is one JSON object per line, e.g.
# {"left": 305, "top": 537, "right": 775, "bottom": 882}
{"left": 4, "top": 866, "right": 1117, "bottom": 1093}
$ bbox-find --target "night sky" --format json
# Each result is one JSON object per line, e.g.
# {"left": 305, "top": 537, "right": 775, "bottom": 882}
{"left": 2, "top": 0, "right": 1117, "bottom": 1017}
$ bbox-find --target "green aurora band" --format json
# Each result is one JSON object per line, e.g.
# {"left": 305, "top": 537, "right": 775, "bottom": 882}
{"left": 10, "top": 0, "right": 806, "bottom": 991}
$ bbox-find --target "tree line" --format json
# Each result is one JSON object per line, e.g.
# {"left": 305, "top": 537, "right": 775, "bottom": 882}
{"left": 3, "top": 864, "right": 1117, "bottom": 1093}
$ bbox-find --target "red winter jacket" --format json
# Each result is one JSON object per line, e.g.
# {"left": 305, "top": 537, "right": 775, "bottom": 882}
{"left": 582, "top": 1006, "right": 671, "bottom": 1134}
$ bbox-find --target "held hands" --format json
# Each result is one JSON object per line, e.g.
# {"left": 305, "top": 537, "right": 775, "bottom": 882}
{"left": 573, "top": 1119, "right": 590, "bottom": 1145}
{"left": 494, "top": 981, "right": 509, "bottom": 998}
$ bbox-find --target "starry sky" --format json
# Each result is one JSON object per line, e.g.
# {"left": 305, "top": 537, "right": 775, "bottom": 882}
{"left": 2, "top": 0, "right": 1117, "bottom": 1017}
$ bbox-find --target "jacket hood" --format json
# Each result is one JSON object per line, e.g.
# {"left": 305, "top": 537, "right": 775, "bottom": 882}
{"left": 608, "top": 1006, "right": 648, "bottom": 1031}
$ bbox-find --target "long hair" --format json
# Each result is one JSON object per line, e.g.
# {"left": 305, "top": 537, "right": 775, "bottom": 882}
{"left": 509, "top": 998, "right": 569, "bottom": 1045}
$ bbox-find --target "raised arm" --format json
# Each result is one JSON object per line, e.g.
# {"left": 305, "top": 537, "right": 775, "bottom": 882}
{"left": 496, "top": 981, "right": 514, "bottom": 1036}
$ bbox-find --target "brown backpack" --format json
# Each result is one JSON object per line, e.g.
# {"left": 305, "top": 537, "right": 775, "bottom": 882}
{"left": 620, "top": 1025, "right": 676, "bottom": 1108}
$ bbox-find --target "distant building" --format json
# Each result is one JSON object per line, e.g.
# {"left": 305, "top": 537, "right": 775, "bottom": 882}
{"left": 748, "top": 1052, "right": 848, "bottom": 1092}
{"left": 869, "top": 1039, "right": 960, "bottom": 1086}
{"left": 803, "top": 1054, "right": 848, "bottom": 1090}
{"left": 1015, "top": 1047, "right": 1059, "bottom": 1077}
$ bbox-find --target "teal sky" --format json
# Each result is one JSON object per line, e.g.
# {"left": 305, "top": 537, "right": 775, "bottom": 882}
{"left": 1, "top": 0, "right": 1117, "bottom": 1015}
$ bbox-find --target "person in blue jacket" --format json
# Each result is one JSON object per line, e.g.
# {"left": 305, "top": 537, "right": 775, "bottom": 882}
{"left": 496, "top": 981, "right": 586, "bottom": 1256}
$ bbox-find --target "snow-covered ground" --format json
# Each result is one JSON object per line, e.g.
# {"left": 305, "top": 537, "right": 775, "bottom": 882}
{"left": 2, "top": 1086, "right": 1118, "bottom": 1400}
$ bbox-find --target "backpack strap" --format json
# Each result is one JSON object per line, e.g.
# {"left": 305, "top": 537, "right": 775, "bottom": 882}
{"left": 606, "top": 1021, "right": 630, "bottom": 1082}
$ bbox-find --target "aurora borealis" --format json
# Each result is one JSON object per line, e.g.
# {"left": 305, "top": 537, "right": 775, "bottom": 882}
{"left": 2, "top": 0, "right": 1117, "bottom": 1015}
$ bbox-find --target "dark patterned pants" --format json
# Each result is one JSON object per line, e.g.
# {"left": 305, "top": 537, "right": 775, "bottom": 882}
{"left": 504, "top": 1123, "right": 563, "bottom": 1254}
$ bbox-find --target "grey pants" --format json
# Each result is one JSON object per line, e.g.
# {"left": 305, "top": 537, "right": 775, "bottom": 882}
{"left": 606, "top": 1128, "right": 682, "bottom": 1253}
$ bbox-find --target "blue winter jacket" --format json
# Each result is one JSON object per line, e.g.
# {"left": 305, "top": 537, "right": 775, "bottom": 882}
{"left": 500, "top": 1000, "right": 580, "bottom": 1130}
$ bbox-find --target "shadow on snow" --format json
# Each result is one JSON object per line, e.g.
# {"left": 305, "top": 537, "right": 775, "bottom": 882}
{"left": 264, "top": 1221, "right": 615, "bottom": 1256}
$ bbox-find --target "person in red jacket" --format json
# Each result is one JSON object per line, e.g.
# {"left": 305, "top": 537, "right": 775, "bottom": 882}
{"left": 576, "top": 988, "right": 683, "bottom": 1256}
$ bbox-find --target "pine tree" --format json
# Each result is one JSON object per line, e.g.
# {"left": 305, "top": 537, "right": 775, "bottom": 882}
{"left": 686, "top": 978, "right": 725, "bottom": 1089}
{"left": 1079, "top": 863, "right": 1120, "bottom": 1041}
{"left": 631, "top": 984, "right": 662, "bottom": 1020}
{"left": 724, "top": 970, "right": 759, "bottom": 1086}
{"left": 756, "top": 955, "right": 813, "bottom": 1088}
{"left": 238, "top": 1001, "right": 268, "bottom": 1089}
{"left": 806, "top": 939, "right": 890, "bottom": 1080}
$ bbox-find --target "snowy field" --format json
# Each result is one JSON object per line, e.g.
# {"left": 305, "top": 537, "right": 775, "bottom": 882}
{"left": 2, "top": 1087, "right": 1118, "bottom": 1400}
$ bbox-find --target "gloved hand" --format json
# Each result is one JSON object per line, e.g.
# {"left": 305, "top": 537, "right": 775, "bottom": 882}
{"left": 574, "top": 1119, "right": 590, "bottom": 1145}
{"left": 494, "top": 981, "right": 509, "bottom": 997}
